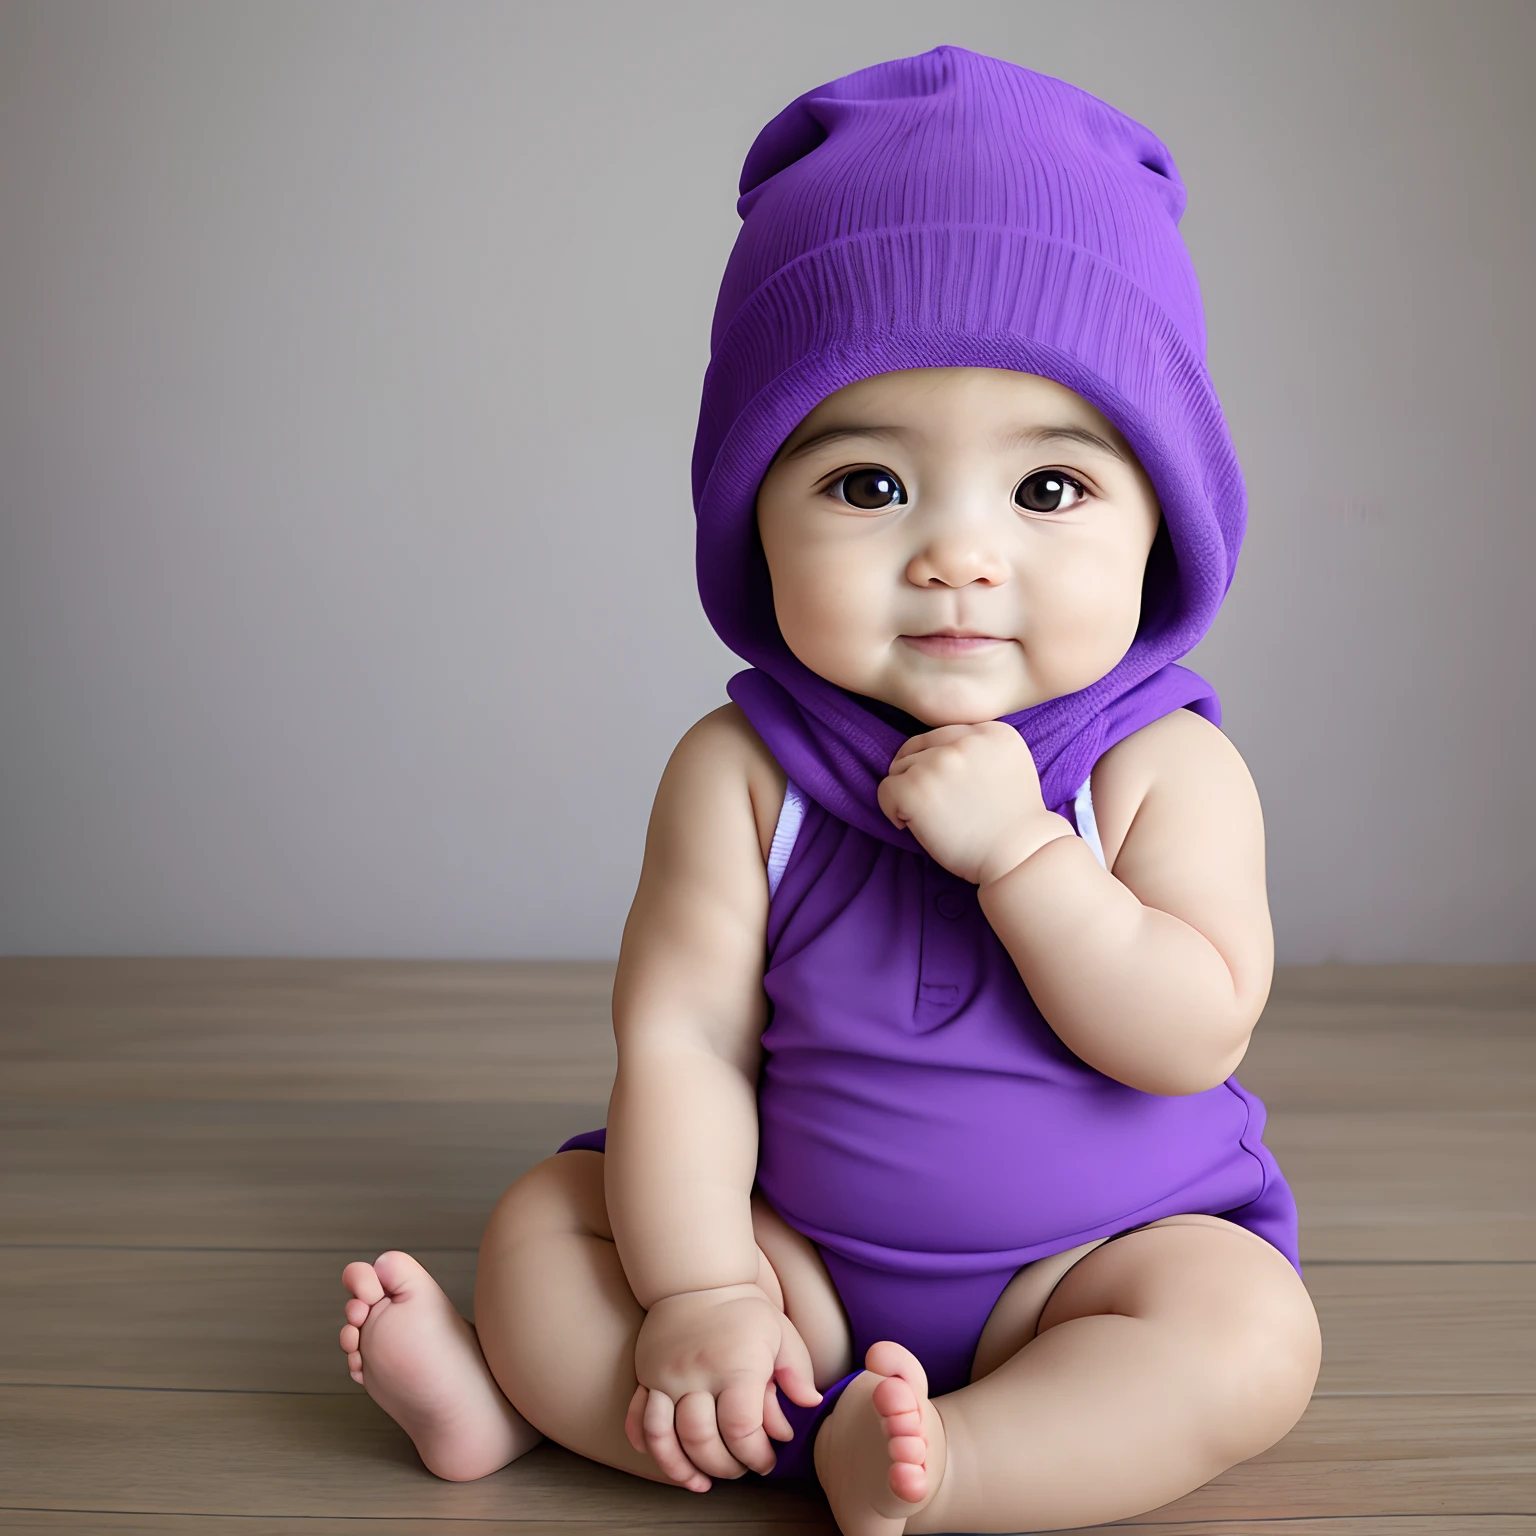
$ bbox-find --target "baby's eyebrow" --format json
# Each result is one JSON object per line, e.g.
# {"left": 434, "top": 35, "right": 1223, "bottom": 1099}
{"left": 775, "top": 422, "right": 1128, "bottom": 466}
{"left": 1000, "top": 425, "right": 1128, "bottom": 465}
{"left": 777, "top": 425, "right": 903, "bottom": 463}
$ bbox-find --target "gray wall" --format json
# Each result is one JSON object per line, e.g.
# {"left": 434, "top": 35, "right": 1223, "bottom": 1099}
{"left": 2, "top": 0, "right": 1531, "bottom": 962}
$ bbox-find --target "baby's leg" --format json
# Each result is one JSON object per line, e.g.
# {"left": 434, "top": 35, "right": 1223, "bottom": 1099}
{"left": 471, "top": 1150, "right": 854, "bottom": 1486}
{"left": 339, "top": 1250, "right": 541, "bottom": 1481}
{"left": 468, "top": 1150, "right": 682, "bottom": 1485}
{"left": 815, "top": 1214, "right": 1321, "bottom": 1536}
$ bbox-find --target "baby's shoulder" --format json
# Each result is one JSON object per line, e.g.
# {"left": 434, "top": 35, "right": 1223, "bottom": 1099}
{"left": 661, "top": 704, "right": 788, "bottom": 864}
{"left": 1087, "top": 707, "right": 1261, "bottom": 873}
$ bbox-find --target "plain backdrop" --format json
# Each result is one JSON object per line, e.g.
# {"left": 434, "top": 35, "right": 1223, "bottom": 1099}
{"left": 1, "top": 0, "right": 1532, "bottom": 962}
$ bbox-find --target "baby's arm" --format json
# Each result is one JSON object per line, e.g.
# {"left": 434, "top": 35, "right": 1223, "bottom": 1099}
{"left": 605, "top": 705, "right": 819, "bottom": 1486}
{"left": 982, "top": 709, "right": 1271, "bottom": 1094}
{"left": 880, "top": 709, "right": 1271, "bottom": 1096}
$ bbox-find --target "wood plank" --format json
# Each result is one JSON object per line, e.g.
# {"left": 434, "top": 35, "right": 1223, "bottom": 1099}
{"left": 4, "top": 1249, "right": 1532, "bottom": 1399}
{"left": 0, "top": 1520, "right": 824, "bottom": 1536}
{"left": 1307, "top": 1262, "right": 1536, "bottom": 1395}
{"left": 1212, "top": 965, "right": 1536, "bottom": 1113}
{"left": 1265, "top": 1111, "right": 1536, "bottom": 1260}
{"left": 0, "top": 1387, "right": 829, "bottom": 1524}
{"left": 0, "top": 1518, "right": 824, "bottom": 1536}
{"left": 0, "top": 959, "right": 618, "bottom": 1103}
{"left": 5, "top": 1100, "right": 1529, "bottom": 1261}
{"left": 1157, "top": 1393, "right": 1536, "bottom": 1517}
{"left": 3, "top": 1517, "right": 1534, "bottom": 1536}
{"left": 0, "top": 1247, "right": 478, "bottom": 1393}
{"left": 0, "top": 1387, "right": 1531, "bottom": 1520}
{"left": 1238, "top": 1019, "right": 1536, "bottom": 1111}
{"left": 0, "top": 1100, "right": 607, "bottom": 1249}
{"left": 4, "top": 959, "right": 1532, "bottom": 1110}
{"left": 1265, "top": 965, "right": 1536, "bottom": 1009}
{"left": 3, "top": 959, "right": 1528, "bottom": 1031}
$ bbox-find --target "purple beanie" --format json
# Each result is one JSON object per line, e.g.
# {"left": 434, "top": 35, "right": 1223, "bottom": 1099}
{"left": 692, "top": 45, "right": 1244, "bottom": 849}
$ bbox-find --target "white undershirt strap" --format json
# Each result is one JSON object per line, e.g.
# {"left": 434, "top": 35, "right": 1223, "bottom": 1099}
{"left": 1074, "top": 774, "right": 1107, "bottom": 870}
{"left": 766, "top": 779, "right": 808, "bottom": 899}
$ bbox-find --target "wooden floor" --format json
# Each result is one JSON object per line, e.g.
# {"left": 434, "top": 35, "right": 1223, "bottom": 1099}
{"left": 2, "top": 959, "right": 1533, "bottom": 1534}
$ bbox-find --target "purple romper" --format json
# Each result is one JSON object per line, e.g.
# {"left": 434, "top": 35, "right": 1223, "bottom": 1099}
{"left": 557, "top": 712, "right": 1301, "bottom": 1477}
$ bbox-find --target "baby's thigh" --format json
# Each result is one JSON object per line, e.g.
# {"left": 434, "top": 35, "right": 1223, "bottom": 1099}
{"left": 473, "top": 1152, "right": 663, "bottom": 1476}
{"left": 1039, "top": 1215, "right": 1322, "bottom": 1445}
{"left": 750, "top": 1192, "right": 855, "bottom": 1389}
{"left": 473, "top": 1152, "right": 637, "bottom": 1374}
{"left": 472, "top": 1156, "right": 851, "bottom": 1386}
{"left": 970, "top": 1233, "right": 1119, "bottom": 1382}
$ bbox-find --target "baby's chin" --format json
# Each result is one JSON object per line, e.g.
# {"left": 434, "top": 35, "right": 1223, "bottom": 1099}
{"left": 859, "top": 678, "right": 1044, "bottom": 729}
{"left": 858, "top": 651, "right": 1121, "bottom": 727}
{"left": 907, "top": 701, "right": 1031, "bottom": 727}
{"left": 797, "top": 648, "right": 1094, "bottom": 728}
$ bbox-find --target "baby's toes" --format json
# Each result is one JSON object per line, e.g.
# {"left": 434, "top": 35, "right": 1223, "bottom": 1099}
{"left": 871, "top": 1374, "right": 922, "bottom": 1433}
{"left": 890, "top": 1459, "right": 927, "bottom": 1502}
{"left": 865, "top": 1339, "right": 926, "bottom": 1390}
{"left": 342, "top": 1260, "right": 385, "bottom": 1306}
{"left": 866, "top": 1349, "right": 932, "bottom": 1500}
{"left": 339, "top": 1322, "right": 360, "bottom": 1355}
{"left": 344, "top": 1296, "right": 370, "bottom": 1328}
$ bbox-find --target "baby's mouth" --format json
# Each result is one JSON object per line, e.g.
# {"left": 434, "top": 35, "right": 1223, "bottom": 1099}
{"left": 899, "top": 631, "right": 1010, "bottom": 657}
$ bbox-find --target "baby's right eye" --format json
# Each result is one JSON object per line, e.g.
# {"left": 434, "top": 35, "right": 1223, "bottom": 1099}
{"left": 829, "top": 467, "right": 908, "bottom": 511}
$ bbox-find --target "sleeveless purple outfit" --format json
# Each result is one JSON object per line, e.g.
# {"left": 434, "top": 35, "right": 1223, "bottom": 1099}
{"left": 753, "top": 783, "right": 1299, "bottom": 1389}
{"left": 557, "top": 46, "right": 1302, "bottom": 1479}
{"left": 558, "top": 752, "right": 1300, "bottom": 1476}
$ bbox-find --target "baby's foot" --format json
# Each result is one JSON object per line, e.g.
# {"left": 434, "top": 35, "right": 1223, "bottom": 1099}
{"left": 813, "top": 1340, "right": 947, "bottom": 1536}
{"left": 339, "top": 1250, "right": 542, "bottom": 1481}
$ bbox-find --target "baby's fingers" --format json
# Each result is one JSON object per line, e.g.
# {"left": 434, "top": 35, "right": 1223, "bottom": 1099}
{"left": 715, "top": 1379, "right": 776, "bottom": 1475}
{"left": 763, "top": 1378, "right": 798, "bottom": 1443}
{"left": 888, "top": 726, "right": 962, "bottom": 769}
{"left": 876, "top": 773, "right": 912, "bottom": 830}
{"left": 641, "top": 1388, "right": 711, "bottom": 1492}
{"left": 772, "top": 1319, "right": 824, "bottom": 1409}
{"left": 675, "top": 1389, "right": 750, "bottom": 1480}
{"left": 624, "top": 1383, "right": 649, "bottom": 1456}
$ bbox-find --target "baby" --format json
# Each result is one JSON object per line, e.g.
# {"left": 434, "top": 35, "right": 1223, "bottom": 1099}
{"left": 337, "top": 47, "right": 1321, "bottom": 1535}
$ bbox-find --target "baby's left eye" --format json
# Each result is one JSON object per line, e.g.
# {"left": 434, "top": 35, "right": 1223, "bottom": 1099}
{"left": 830, "top": 467, "right": 908, "bottom": 510}
{"left": 1014, "top": 470, "right": 1090, "bottom": 515}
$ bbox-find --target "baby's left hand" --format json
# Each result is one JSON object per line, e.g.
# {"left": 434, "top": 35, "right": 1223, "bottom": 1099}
{"left": 877, "top": 722, "right": 1076, "bottom": 887}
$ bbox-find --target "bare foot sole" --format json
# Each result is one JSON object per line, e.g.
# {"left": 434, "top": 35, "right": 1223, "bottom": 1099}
{"left": 813, "top": 1340, "right": 947, "bottom": 1536}
{"left": 340, "top": 1249, "right": 543, "bottom": 1481}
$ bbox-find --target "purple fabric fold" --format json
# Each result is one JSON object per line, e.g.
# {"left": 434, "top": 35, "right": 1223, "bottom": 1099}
{"left": 728, "top": 661, "right": 1219, "bottom": 845}
{"left": 757, "top": 1369, "right": 861, "bottom": 1482}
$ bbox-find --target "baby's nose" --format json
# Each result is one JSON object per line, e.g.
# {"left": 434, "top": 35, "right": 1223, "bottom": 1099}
{"left": 905, "top": 530, "right": 1010, "bottom": 588}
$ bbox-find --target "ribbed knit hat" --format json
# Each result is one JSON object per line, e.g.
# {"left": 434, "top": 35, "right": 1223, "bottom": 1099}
{"left": 692, "top": 45, "right": 1245, "bottom": 848}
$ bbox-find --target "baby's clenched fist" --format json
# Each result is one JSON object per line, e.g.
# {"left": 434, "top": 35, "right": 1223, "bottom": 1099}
{"left": 877, "top": 721, "right": 1075, "bottom": 886}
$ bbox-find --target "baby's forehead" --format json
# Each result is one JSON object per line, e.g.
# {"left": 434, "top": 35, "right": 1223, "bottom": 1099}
{"left": 776, "top": 367, "right": 1131, "bottom": 462}
{"left": 819, "top": 365, "right": 1081, "bottom": 405}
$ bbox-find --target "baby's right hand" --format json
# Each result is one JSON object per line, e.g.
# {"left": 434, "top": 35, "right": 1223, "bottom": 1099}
{"left": 625, "top": 1281, "right": 822, "bottom": 1489}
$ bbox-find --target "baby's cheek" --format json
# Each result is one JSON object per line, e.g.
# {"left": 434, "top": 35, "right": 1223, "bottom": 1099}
{"left": 774, "top": 574, "right": 874, "bottom": 684}
{"left": 803, "top": 569, "right": 877, "bottom": 640}
{"left": 1029, "top": 586, "right": 1139, "bottom": 693}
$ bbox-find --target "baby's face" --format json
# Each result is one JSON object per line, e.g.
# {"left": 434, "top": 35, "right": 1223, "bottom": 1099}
{"left": 755, "top": 367, "right": 1163, "bottom": 727}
